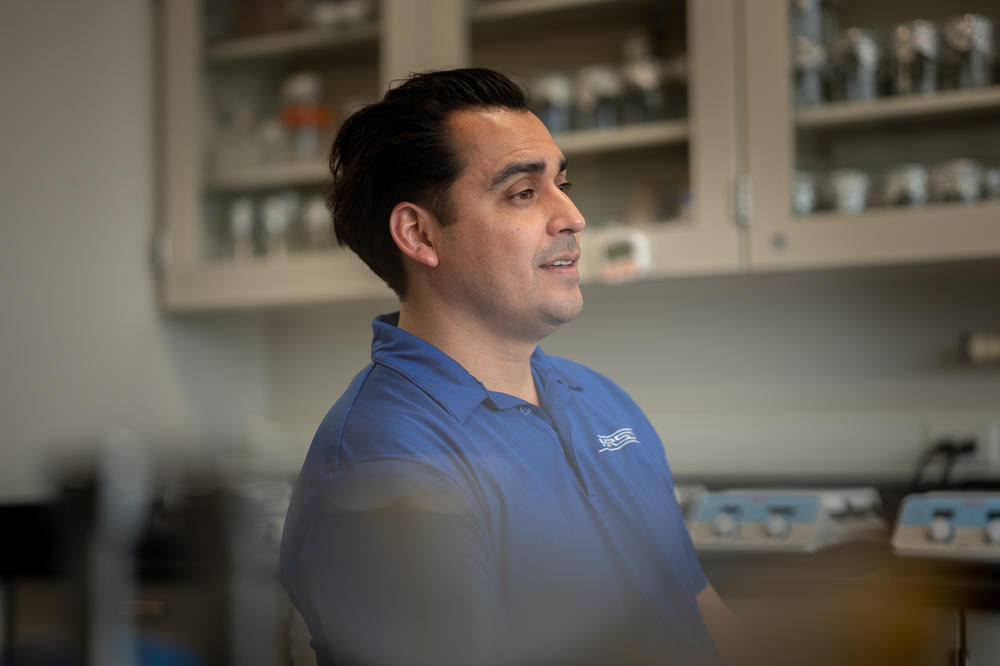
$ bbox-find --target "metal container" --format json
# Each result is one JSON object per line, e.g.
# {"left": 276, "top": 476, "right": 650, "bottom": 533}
{"left": 660, "top": 55, "right": 688, "bottom": 120}
{"left": 985, "top": 168, "right": 1000, "bottom": 200}
{"left": 530, "top": 73, "right": 574, "bottom": 134}
{"left": 794, "top": 36, "right": 829, "bottom": 106}
{"left": 826, "top": 169, "right": 870, "bottom": 214}
{"left": 833, "top": 28, "right": 881, "bottom": 102}
{"left": 891, "top": 20, "right": 939, "bottom": 95}
{"left": 930, "top": 159, "right": 983, "bottom": 203}
{"left": 883, "top": 163, "right": 929, "bottom": 207}
{"left": 620, "top": 30, "right": 667, "bottom": 124}
{"left": 942, "top": 14, "right": 995, "bottom": 89}
{"left": 574, "top": 65, "right": 624, "bottom": 130}
{"left": 793, "top": 172, "right": 820, "bottom": 215}
{"left": 791, "top": 0, "right": 837, "bottom": 44}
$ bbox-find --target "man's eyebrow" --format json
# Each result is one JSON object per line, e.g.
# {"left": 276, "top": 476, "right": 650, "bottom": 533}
{"left": 489, "top": 158, "right": 569, "bottom": 190}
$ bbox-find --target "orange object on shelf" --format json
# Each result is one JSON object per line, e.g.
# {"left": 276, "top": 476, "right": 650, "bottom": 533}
{"left": 280, "top": 105, "right": 333, "bottom": 128}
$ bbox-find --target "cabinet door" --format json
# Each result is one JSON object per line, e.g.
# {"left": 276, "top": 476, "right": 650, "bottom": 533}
{"left": 744, "top": 0, "right": 1000, "bottom": 271}
{"left": 467, "top": 0, "right": 744, "bottom": 283}
{"left": 159, "top": 0, "right": 392, "bottom": 311}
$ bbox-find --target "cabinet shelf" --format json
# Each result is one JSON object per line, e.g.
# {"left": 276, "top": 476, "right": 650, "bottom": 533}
{"left": 205, "top": 24, "right": 378, "bottom": 64}
{"left": 758, "top": 200, "right": 1000, "bottom": 269}
{"left": 471, "top": 0, "right": 642, "bottom": 23}
{"left": 795, "top": 200, "right": 1000, "bottom": 226}
{"left": 205, "top": 161, "right": 327, "bottom": 191}
{"left": 162, "top": 253, "right": 390, "bottom": 311}
{"left": 555, "top": 120, "right": 688, "bottom": 156}
{"left": 795, "top": 85, "right": 1000, "bottom": 131}
{"left": 202, "top": 122, "right": 689, "bottom": 192}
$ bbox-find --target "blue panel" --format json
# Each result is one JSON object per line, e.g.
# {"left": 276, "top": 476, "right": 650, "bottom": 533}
{"left": 692, "top": 493, "right": 819, "bottom": 524}
{"left": 899, "top": 496, "right": 1000, "bottom": 527}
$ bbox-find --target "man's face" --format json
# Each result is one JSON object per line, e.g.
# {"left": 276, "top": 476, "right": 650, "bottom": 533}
{"left": 431, "top": 108, "right": 586, "bottom": 342}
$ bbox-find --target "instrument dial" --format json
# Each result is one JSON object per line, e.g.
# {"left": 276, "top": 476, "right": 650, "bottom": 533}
{"left": 713, "top": 512, "right": 740, "bottom": 539}
{"left": 764, "top": 512, "right": 791, "bottom": 539}
{"left": 927, "top": 515, "right": 954, "bottom": 543}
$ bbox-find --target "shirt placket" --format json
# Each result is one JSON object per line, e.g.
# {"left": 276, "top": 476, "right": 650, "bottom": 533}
{"left": 532, "top": 375, "right": 592, "bottom": 497}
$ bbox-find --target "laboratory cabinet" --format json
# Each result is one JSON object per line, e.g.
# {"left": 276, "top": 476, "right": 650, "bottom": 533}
{"left": 158, "top": 0, "right": 391, "bottom": 310}
{"left": 744, "top": 0, "right": 1000, "bottom": 271}
{"left": 156, "top": 0, "right": 1000, "bottom": 311}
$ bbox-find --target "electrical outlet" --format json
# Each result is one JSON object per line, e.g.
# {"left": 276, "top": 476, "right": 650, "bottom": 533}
{"left": 919, "top": 420, "right": 1000, "bottom": 479}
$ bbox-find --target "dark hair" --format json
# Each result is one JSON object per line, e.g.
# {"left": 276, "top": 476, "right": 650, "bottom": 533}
{"left": 328, "top": 68, "right": 529, "bottom": 297}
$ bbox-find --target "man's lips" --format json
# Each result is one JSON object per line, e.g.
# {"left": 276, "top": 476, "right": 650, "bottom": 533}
{"left": 539, "top": 252, "right": 580, "bottom": 269}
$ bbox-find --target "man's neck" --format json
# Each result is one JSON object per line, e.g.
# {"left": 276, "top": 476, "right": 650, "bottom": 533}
{"left": 397, "top": 302, "right": 541, "bottom": 406}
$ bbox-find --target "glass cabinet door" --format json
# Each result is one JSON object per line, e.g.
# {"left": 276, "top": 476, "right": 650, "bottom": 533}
{"left": 466, "top": 0, "right": 744, "bottom": 283}
{"left": 745, "top": 0, "right": 1000, "bottom": 271}
{"left": 159, "top": 0, "right": 390, "bottom": 310}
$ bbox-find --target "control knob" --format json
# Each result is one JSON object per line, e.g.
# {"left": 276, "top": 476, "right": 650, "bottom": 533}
{"left": 927, "top": 515, "right": 954, "bottom": 544}
{"left": 713, "top": 512, "right": 740, "bottom": 539}
{"left": 763, "top": 512, "right": 791, "bottom": 539}
{"left": 986, "top": 518, "right": 1000, "bottom": 545}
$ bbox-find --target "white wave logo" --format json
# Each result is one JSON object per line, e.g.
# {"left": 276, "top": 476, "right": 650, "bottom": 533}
{"left": 597, "top": 427, "right": 639, "bottom": 453}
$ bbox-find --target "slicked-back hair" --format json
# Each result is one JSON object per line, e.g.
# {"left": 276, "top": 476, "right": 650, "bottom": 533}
{"left": 328, "top": 68, "right": 529, "bottom": 298}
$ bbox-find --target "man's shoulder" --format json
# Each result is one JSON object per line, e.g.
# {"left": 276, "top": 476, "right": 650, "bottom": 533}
{"left": 308, "top": 360, "right": 464, "bottom": 469}
{"left": 541, "top": 354, "right": 635, "bottom": 402}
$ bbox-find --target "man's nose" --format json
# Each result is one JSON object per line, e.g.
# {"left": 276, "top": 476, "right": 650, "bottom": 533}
{"left": 549, "top": 189, "right": 586, "bottom": 235}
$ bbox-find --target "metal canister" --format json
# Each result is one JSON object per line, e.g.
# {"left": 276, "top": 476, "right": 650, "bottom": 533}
{"left": 792, "top": 172, "right": 820, "bottom": 215}
{"left": 229, "top": 197, "right": 255, "bottom": 260}
{"left": 661, "top": 54, "right": 688, "bottom": 119}
{"left": 985, "top": 168, "right": 1000, "bottom": 200}
{"left": 791, "top": 0, "right": 837, "bottom": 44}
{"left": 794, "top": 36, "right": 829, "bottom": 106}
{"left": 891, "top": 20, "right": 939, "bottom": 95}
{"left": 883, "top": 163, "right": 929, "bottom": 207}
{"left": 531, "top": 73, "right": 574, "bottom": 134}
{"left": 620, "top": 30, "right": 667, "bottom": 124}
{"left": 833, "top": 28, "right": 881, "bottom": 102}
{"left": 826, "top": 169, "right": 870, "bottom": 214}
{"left": 574, "top": 64, "right": 624, "bottom": 130}
{"left": 930, "top": 159, "right": 983, "bottom": 203}
{"left": 942, "top": 14, "right": 995, "bottom": 89}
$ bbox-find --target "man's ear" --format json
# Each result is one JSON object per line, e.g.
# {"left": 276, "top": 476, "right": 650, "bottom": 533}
{"left": 389, "top": 202, "right": 439, "bottom": 268}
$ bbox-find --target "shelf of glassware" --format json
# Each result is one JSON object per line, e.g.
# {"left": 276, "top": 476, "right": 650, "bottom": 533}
{"left": 779, "top": 86, "right": 1000, "bottom": 268}
{"left": 173, "top": 118, "right": 692, "bottom": 310}
{"left": 201, "top": 119, "right": 690, "bottom": 192}
{"left": 743, "top": 0, "right": 1000, "bottom": 272}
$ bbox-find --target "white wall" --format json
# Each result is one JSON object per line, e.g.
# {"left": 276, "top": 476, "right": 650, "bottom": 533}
{"left": 0, "top": 1, "right": 268, "bottom": 499}
{"left": 265, "top": 259, "right": 1000, "bottom": 480}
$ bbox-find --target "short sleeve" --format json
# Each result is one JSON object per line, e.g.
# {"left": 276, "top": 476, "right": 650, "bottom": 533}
{"left": 284, "top": 458, "right": 509, "bottom": 666}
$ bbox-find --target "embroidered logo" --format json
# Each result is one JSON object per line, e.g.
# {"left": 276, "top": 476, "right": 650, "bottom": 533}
{"left": 597, "top": 427, "right": 639, "bottom": 453}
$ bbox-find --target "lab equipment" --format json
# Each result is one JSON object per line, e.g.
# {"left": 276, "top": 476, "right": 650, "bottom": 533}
{"left": 688, "top": 487, "right": 887, "bottom": 552}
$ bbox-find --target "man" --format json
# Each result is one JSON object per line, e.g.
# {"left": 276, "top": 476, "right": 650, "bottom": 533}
{"left": 280, "top": 68, "right": 740, "bottom": 666}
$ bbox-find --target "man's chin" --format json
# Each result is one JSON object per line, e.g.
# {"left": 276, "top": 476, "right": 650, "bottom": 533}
{"left": 540, "top": 293, "right": 584, "bottom": 330}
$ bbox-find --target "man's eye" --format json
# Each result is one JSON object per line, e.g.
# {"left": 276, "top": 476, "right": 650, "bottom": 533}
{"left": 559, "top": 182, "right": 574, "bottom": 195}
{"left": 513, "top": 190, "right": 534, "bottom": 201}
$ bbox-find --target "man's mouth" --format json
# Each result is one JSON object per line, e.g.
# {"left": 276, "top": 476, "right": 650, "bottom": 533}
{"left": 539, "top": 245, "right": 580, "bottom": 269}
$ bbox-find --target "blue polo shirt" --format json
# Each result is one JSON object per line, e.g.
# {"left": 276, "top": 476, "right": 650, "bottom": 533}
{"left": 281, "top": 313, "right": 720, "bottom": 666}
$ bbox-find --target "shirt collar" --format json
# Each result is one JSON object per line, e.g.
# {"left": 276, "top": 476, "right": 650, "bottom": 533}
{"left": 370, "top": 313, "right": 583, "bottom": 423}
{"left": 371, "top": 313, "right": 488, "bottom": 423}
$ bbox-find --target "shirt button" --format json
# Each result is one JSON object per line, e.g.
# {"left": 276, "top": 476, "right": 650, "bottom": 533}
{"left": 518, "top": 406, "right": 531, "bottom": 415}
